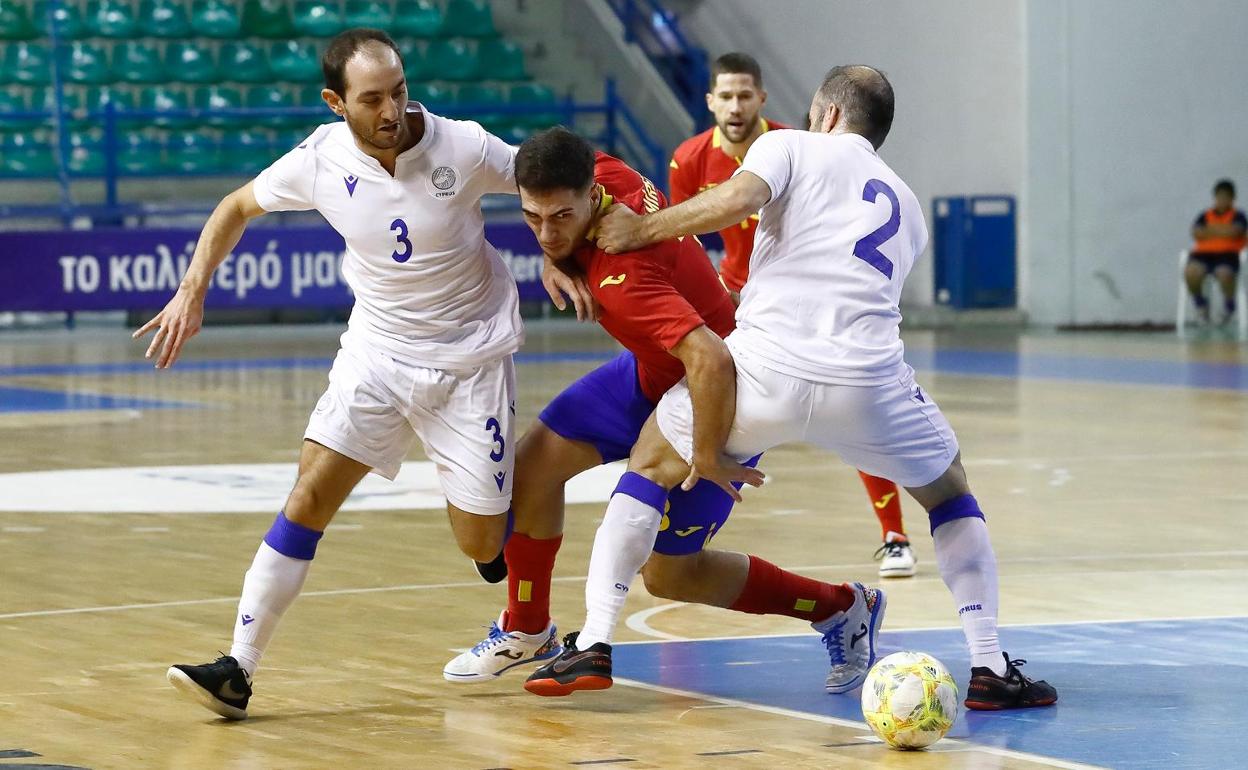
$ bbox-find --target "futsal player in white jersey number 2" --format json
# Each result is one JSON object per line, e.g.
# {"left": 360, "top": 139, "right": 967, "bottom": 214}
{"left": 579, "top": 66, "right": 1057, "bottom": 711}
{"left": 133, "top": 29, "right": 592, "bottom": 720}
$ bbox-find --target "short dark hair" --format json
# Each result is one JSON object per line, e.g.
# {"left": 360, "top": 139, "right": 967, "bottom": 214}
{"left": 815, "top": 65, "right": 894, "bottom": 150}
{"left": 322, "top": 28, "right": 403, "bottom": 97}
{"left": 516, "top": 127, "right": 596, "bottom": 193}
{"left": 1214, "top": 179, "right": 1236, "bottom": 197}
{"left": 710, "top": 52, "right": 763, "bottom": 90}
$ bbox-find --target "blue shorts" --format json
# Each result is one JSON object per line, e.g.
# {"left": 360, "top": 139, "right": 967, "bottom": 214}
{"left": 539, "top": 351, "right": 760, "bottom": 556}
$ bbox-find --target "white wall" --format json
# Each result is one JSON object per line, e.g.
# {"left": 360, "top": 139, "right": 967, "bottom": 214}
{"left": 681, "top": 0, "right": 1248, "bottom": 325}
{"left": 1026, "top": 0, "right": 1248, "bottom": 325}
{"left": 682, "top": 0, "right": 1026, "bottom": 308}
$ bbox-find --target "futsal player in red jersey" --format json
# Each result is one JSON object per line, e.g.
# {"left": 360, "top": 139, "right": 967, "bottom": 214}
{"left": 444, "top": 127, "right": 883, "bottom": 697}
{"left": 671, "top": 52, "right": 915, "bottom": 577}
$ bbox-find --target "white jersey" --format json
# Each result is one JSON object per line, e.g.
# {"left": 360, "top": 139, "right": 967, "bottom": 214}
{"left": 733, "top": 131, "right": 927, "bottom": 385}
{"left": 252, "top": 106, "right": 523, "bottom": 369}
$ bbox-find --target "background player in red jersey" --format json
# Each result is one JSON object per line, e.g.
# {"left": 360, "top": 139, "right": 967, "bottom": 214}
{"left": 671, "top": 52, "right": 915, "bottom": 578}
{"left": 444, "top": 128, "right": 881, "bottom": 696}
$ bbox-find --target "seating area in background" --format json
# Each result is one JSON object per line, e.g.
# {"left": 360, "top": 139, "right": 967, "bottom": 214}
{"left": 0, "top": 0, "right": 563, "bottom": 177}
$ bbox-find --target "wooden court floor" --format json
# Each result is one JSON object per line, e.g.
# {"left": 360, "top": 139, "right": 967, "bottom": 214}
{"left": 1, "top": 323, "right": 1245, "bottom": 769}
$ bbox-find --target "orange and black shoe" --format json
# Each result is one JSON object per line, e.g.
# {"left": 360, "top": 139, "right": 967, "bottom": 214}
{"left": 523, "top": 631, "right": 612, "bottom": 697}
{"left": 964, "top": 653, "right": 1058, "bottom": 710}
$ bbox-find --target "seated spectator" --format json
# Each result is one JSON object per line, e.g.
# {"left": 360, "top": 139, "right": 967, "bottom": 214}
{"left": 1185, "top": 179, "right": 1247, "bottom": 324}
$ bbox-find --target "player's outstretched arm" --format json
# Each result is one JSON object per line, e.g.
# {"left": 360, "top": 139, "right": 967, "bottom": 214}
{"left": 595, "top": 172, "right": 772, "bottom": 254}
{"left": 669, "top": 325, "right": 765, "bottom": 500}
{"left": 132, "top": 182, "right": 267, "bottom": 369}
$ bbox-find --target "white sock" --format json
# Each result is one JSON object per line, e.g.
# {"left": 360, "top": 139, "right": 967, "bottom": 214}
{"left": 230, "top": 542, "right": 311, "bottom": 677}
{"left": 577, "top": 491, "right": 663, "bottom": 649}
{"left": 932, "top": 516, "right": 1005, "bottom": 675}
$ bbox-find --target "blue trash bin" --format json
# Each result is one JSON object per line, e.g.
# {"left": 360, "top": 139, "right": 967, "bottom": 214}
{"left": 932, "top": 196, "right": 1016, "bottom": 309}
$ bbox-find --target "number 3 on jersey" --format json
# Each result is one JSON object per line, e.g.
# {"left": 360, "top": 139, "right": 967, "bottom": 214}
{"left": 853, "top": 179, "right": 899, "bottom": 279}
{"left": 391, "top": 218, "right": 412, "bottom": 263}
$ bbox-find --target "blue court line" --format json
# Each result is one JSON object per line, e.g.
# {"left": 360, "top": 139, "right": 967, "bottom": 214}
{"left": 0, "top": 385, "right": 195, "bottom": 413}
{"left": 0, "top": 348, "right": 1245, "bottom": 390}
{"left": 612, "top": 617, "right": 1248, "bottom": 769}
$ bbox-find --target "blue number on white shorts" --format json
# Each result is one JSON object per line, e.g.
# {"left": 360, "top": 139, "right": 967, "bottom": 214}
{"left": 485, "top": 417, "right": 505, "bottom": 462}
{"left": 390, "top": 218, "right": 413, "bottom": 263}
{"left": 852, "top": 179, "right": 899, "bottom": 278}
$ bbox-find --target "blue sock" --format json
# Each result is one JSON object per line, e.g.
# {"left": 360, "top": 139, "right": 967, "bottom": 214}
{"left": 927, "top": 494, "right": 985, "bottom": 535}
{"left": 262, "top": 511, "right": 324, "bottom": 561}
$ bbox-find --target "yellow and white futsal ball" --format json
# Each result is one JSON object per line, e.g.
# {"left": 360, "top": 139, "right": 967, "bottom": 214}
{"left": 860, "top": 651, "right": 959, "bottom": 750}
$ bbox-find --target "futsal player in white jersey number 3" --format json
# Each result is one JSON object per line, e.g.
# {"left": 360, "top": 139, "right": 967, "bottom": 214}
{"left": 588, "top": 66, "right": 1057, "bottom": 710}
{"left": 133, "top": 29, "right": 591, "bottom": 720}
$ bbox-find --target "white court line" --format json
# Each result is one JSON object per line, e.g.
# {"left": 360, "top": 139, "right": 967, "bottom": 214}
{"left": 2, "top": 526, "right": 45, "bottom": 533}
{"left": 611, "top": 677, "right": 1108, "bottom": 770}
{"left": 612, "top": 612, "right": 1248, "bottom": 646}
{"left": 624, "top": 603, "right": 687, "bottom": 640}
{"left": 4, "top": 549, "right": 1246, "bottom": 622}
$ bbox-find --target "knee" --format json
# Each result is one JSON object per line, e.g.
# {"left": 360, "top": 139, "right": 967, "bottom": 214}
{"left": 285, "top": 478, "right": 327, "bottom": 525}
{"left": 1185, "top": 262, "right": 1206, "bottom": 283}
{"left": 456, "top": 526, "right": 505, "bottom": 563}
{"left": 641, "top": 555, "right": 694, "bottom": 601}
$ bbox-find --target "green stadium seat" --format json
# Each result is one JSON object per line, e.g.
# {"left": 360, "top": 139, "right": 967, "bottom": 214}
{"left": 3, "top": 41, "right": 52, "bottom": 86}
{"left": 0, "top": 130, "right": 56, "bottom": 176}
{"left": 82, "top": 84, "right": 136, "bottom": 125}
{"left": 192, "top": 0, "right": 241, "bottom": 38}
{"left": 441, "top": 0, "right": 494, "bottom": 38}
{"left": 67, "top": 128, "right": 105, "bottom": 175}
{"left": 292, "top": 1, "right": 344, "bottom": 37}
{"left": 139, "top": 0, "right": 191, "bottom": 38}
{"left": 345, "top": 0, "right": 391, "bottom": 29}
{"left": 393, "top": 0, "right": 440, "bottom": 37}
{"left": 478, "top": 39, "right": 526, "bottom": 81}
{"left": 493, "top": 124, "right": 533, "bottom": 145}
{"left": 296, "top": 81, "right": 328, "bottom": 108}
{"left": 408, "top": 81, "right": 452, "bottom": 107}
{"left": 139, "top": 84, "right": 191, "bottom": 128}
{"left": 246, "top": 84, "right": 297, "bottom": 127}
{"left": 192, "top": 83, "right": 242, "bottom": 126}
{"left": 455, "top": 82, "right": 504, "bottom": 124}
{"left": 425, "top": 39, "right": 478, "bottom": 82}
{"left": 508, "top": 82, "right": 560, "bottom": 127}
{"left": 33, "top": 1, "right": 91, "bottom": 40}
{"left": 116, "top": 131, "right": 164, "bottom": 174}
{"left": 85, "top": 0, "right": 139, "bottom": 38}
{"left": 62, "top": 41, "right": 113, "bottom": 85}
{"left": 0, "top": 87, "right": 25, "bottom": 119}
{"left": 269, "top": 40, "right": 321, "bottom": 83}
{"left": 221, "top": 128, "right": 271, "bottom": 174}
{"left": 0, "top": 0, "right": 37, "bottom": 40}
{"left": 220, "top": 41, "right": 271, "bottom": 83}
{"left": 113, "top": 40, "right": 164, "bottom": 84}
{"left": 396, "top": 39, "right": 431, "bottom": 81}
{"left": 168, "top": 130, "right": 221, "bottom": 173}
{"left": 166, "top": 41, "right": 219, "bottom": 84}
{"left": 242, "top": 0, "right": 293, "bottom": 38}
{"left": 33, "top": 85, "right": 84, "bottom": 124}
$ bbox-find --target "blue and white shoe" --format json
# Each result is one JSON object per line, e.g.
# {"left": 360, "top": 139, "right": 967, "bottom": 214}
{"left": 813, "top": 582, "right": 887, "bottom": 694}
{"left": 443, "top": 612, "right": 562, "bottom": 683}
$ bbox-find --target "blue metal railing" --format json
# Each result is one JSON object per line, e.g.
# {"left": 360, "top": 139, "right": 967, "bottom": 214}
{"left": 606, "top": 0, "right": 710, "bottom": 129}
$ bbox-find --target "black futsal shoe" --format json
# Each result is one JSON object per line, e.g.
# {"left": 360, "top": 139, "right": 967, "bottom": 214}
{"left": 167, "top": 654, "right": 252, "bottom": 720}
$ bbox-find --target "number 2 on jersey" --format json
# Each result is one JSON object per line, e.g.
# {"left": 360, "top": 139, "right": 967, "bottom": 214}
{"left": 852, "top": 179, "right": 899, "bottom": 279}
{"left": 390, "top": 218, "right": 413, "bottom": 263}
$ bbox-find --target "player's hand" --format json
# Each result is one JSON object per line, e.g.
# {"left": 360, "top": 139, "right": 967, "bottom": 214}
{"left": 682, "top": 454, "right": 765, "bottom": 502}
{"left": 595, "top": 204, "right": 647, "bottom": 254}
{"left": 541, "top": 256, "right": 599, "bottom": 322}
{"left": 131, "top": 285, "right": 205, "bottom": 368}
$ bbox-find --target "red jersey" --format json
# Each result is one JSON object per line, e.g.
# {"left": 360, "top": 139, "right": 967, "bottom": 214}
{"left": 669, "top": 118, "right": 791, "bottom": 292}
{"left": 573, "top": 152, "right": 737, "bottom": 402}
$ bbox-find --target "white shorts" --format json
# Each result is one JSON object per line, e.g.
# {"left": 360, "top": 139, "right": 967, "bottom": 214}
{"left": 655, "top": 338, "right": 959, "bottom": 488}
{"left": 305, "top": 339, "right": 516, "bottom": 515}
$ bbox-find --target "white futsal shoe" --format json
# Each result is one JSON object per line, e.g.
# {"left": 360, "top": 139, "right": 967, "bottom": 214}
{"left": 443, "top": 611, "right": 562, "bottom": 683}
{"left": 875, "top": 534, "right": 917, "bottom": 578}
{"left": 813, "top": 582, "right": 887, "bottom": 694}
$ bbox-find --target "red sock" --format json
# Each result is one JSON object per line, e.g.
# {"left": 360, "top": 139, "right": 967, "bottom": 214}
{"left": 502, "top": 533, "right": 562, "bottom": 634}
{"left": 728, "top": 555, "right": 854, "bottom": 622}
{"left": 859, "top": 470, "right": 906, "bottom": 541}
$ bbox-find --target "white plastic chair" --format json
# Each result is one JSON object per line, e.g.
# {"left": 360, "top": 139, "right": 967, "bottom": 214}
{"left": 1176, "top": 249, "right": 1248, "bottom": 339}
